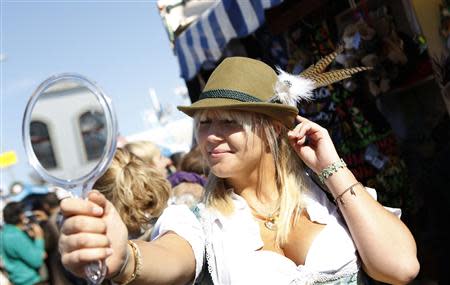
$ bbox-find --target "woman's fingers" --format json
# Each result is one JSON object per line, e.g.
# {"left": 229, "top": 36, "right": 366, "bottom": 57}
{"left": 294, "top": 115, "right": 324, "bottom": 131}
{"left": 60, "top": 197, "right": 104, "bottom": 218}
{"left": 288, "top": 116, "right": 326, "bottom": 143}
{"left": 87, "top": 190, "right": 108, "bottom": 209}
{"left": 61, "top": 247, "right": 113, "bottom": 266}
{"left": 60, "top": 233, "right": 111, "bottom": 253}
{"left": 61, "top": 215, "right": 107, "bottom": 235}
{"left": 296, "top": 136, "right": 307, "bottom": 146}
{"left": 296, "top": 115, "right": 307, "bottom": 123}
{"left": 288, "top": 121, "right": 313, "bottom": 142}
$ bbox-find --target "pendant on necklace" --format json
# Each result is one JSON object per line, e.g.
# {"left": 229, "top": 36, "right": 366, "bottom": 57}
{"left": 264, "top": 218, "right": 277, "bottom": 231}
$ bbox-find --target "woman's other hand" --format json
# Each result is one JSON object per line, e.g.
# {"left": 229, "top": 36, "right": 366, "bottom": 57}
{"left": 58, "top": 191, "right": 128, "bottom": 278}
{"left": 287, "top": 115, "right": 341, "bottom": 174}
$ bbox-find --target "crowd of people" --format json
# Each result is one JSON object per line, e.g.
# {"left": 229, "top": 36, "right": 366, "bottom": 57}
{"left": 0, "top": 140, "right": 208, "bottom": 285}
{"left": 0, "top": 192, "right": 82, "bottom": 285}
{"left": 1, "top": 53, "right": 420, "bottom": 285}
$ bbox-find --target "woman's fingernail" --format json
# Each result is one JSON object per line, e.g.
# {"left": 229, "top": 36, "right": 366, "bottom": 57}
{"left": 92, "top": 207, "right": 103, "bottom": 215}
{"left": 106, "top": 248, "right": 114, "bottom": 256}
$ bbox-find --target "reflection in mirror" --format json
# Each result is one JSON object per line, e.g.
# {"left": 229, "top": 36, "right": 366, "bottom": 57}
{"left": 80, "top": 110, "right": 106, "bottom": 161}
{"left": 29, "top": 80, "right": 107, "bottom": 181}
{"left": 30, "top": 121, "right": 57, "bottom": 169}
{"left": 23, "top": 73, "right": 117, "bottom": 285}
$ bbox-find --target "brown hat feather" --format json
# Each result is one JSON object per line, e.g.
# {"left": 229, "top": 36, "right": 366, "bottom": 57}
{"left": 299, "top": 45, "right": 371, "bottom": 88}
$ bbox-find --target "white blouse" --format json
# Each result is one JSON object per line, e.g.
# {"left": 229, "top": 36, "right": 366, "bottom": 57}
{"left": 151, "top": 179, "right": 401, "bottom": 285}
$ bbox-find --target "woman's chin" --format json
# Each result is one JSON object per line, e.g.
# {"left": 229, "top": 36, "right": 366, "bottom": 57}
{"left": 209, "top": 167, "right": 233, "bottom": 179}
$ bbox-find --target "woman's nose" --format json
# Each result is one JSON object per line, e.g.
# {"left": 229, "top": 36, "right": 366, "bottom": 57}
{"left": 205, "top": 125, "right": 224, "bottom": 142}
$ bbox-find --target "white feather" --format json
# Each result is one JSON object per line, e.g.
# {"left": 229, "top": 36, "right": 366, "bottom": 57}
{"left": 270, "top": 68, "right": 315, "bottom": 106}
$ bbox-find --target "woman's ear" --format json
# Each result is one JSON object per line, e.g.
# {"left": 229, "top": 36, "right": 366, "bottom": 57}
{"left": 273, "top": 123, "right": 283, "bottom": 136}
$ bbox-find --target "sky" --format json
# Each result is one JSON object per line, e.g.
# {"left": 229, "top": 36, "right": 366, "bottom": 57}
{"left": 0, "top": 0, "right": 191, "bottom": 191}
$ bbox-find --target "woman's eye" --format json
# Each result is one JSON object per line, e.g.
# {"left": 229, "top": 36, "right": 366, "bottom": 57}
{"left": 223, "top": 119, "right": 236, "bottom": 124}
{"left": 199, "top": 120, "right": 211, "bottom": 125}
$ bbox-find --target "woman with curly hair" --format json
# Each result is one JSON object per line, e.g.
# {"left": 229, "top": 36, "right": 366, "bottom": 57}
{"left": 93, "top": 147, "right": 171, "bottom": 240}
{"left": 124, "top": 140, "right": 173, "bottom": 177}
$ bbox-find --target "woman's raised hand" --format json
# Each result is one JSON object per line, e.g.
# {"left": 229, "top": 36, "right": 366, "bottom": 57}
{"left": 58, "top": 191, "right": 128, "bottom": 278}
{"left": 287, "top": 115, "right": 341, "bottom": 174}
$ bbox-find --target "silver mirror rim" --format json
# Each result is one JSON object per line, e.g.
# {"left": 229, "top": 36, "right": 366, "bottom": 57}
{"left": 22, "top": 73, "right": 118, "bottom": 190}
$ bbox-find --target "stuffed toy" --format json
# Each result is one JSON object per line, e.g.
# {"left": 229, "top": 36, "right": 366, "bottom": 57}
{"left": 337, "top": 5, "right": 409, "bottom": 96}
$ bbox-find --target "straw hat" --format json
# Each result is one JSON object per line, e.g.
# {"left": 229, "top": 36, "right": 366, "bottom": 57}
{"left": 178, "top": 48, "right": 369, "bottom": 128}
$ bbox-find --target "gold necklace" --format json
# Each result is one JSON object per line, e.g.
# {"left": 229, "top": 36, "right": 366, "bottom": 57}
{"left": 248, "top": 204, "right": 279, "bottom": 231}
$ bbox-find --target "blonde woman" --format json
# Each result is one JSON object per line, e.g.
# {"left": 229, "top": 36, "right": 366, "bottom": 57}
{"left": 58, "top": 55, "right": 419, "bottom": 284}
{"left": 93, "top": 148, "right": 170, "bottom": 240}
{"left": 124, "top": 141, "right": 172, "bottom": 177}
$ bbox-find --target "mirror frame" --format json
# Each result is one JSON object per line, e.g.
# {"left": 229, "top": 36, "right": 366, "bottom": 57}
{"left": 22, "top": 73, "right": 118, "bottom": 190}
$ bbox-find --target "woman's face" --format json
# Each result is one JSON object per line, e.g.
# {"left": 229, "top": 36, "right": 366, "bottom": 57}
{"left": 196, "top": 111, "right": 265, "bottom": 180}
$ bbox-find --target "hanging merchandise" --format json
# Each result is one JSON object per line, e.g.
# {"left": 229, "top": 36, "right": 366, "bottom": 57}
{"left": 339, "top": 6, "right": 405, "bottom": 96}
{"left": 432, "top": 54, "right": 450, "bottom": 90}
{"left": 440, "top": 0, "right": 450, "bottom": 51}
{"left": 336, "top": 2, "right": 431, "bottom": 98}
{"left": 285, "top": 19, "right": 415, "bottom": 211}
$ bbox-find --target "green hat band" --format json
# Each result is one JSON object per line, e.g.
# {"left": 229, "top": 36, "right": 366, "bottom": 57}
{"left": 200, "top": 89, "right": 263, "bottom": 103}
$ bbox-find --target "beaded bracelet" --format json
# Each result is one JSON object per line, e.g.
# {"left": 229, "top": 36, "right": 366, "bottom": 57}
{"left": 318, "top": 158, "right": 347, "bottom": 184}
{"left": 112, "top": 240, "right": 142, "bottom": 285}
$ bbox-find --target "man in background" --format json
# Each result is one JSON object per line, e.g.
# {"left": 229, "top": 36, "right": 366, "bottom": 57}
{"left": 0, "top": 201, "right": 47, "bottom": 285}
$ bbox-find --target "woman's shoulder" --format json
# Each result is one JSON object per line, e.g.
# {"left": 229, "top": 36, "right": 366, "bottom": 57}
{"left": 151, "top": 204, "right": 206, "bottom": 250}
{"left": 155, "top": 204, "right": 203, "bottom": 224}
{"left": 302, "top": 178, "right": 338, "bottom": 224}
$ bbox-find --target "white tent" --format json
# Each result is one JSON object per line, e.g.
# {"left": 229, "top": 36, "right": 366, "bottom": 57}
{"left": 125, "top": 117, "right": 194, "bottom": 155}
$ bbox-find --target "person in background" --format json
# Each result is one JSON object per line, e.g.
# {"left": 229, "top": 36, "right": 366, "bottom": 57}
{"left": 59, "top": 55, "right": 419, "bottom": 284}
{"left": 0, "top": 202, "right": 47, "bottom": 285}
{"left": 167, "top": 171, "right": 207, "bottom": 209}
{"left": 179, "top": 144, "right": 209, "bottom": 177}
{"left": 167, "top": 145, "right": 209, "bottom": 208}
{"left": 124, "top": 140, "right": 173, "bottom": 177}
{"left": 170, "top": 151, "right": 186, "bottom": 171}
{"left": 93, "top": 147, "right": 171, "bottom": 240}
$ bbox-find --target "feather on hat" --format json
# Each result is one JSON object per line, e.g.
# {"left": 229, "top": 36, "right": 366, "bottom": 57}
{"left": 271, "top": 46, "right": 371, "bottom": 106}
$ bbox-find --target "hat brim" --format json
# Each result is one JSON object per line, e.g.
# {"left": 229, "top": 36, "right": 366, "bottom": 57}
{"left": 177, "top": 98, "right": 298, "bottom": 128}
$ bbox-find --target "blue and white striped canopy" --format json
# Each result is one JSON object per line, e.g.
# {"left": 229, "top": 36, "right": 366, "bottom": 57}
{"left": 174, "top": 0, "right": 284, "bottom": 80}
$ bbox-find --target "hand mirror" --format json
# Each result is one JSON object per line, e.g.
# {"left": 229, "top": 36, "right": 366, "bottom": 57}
{"left": 22, "top": 73, "right": 117, "bottom": 284}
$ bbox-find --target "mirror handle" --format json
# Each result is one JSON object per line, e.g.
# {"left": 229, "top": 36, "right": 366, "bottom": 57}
{"left": 85, "top": 260, "right": 107, "bottom": 285}
{"left": 82, "top": 179, "right": 107, "bottom": 284}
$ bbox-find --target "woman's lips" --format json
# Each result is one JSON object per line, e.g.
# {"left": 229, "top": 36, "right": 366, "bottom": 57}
{"left": 208, "top": 149, "right": 232, "bottom": 158}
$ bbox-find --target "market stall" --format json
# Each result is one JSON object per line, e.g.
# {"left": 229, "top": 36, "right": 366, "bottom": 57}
{"left": 160, "top": 0, "right": 450, "bottom": 283}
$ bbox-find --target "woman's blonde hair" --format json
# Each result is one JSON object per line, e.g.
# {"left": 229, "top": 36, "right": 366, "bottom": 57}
{"left": 194, "top": 110, "right": 309, "bottom": 246}
{"left": 93, "top": 148, "right": 171, "bottom": 237}
{"left": 123, "top": 140, "right": 160, "bottom": 166}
